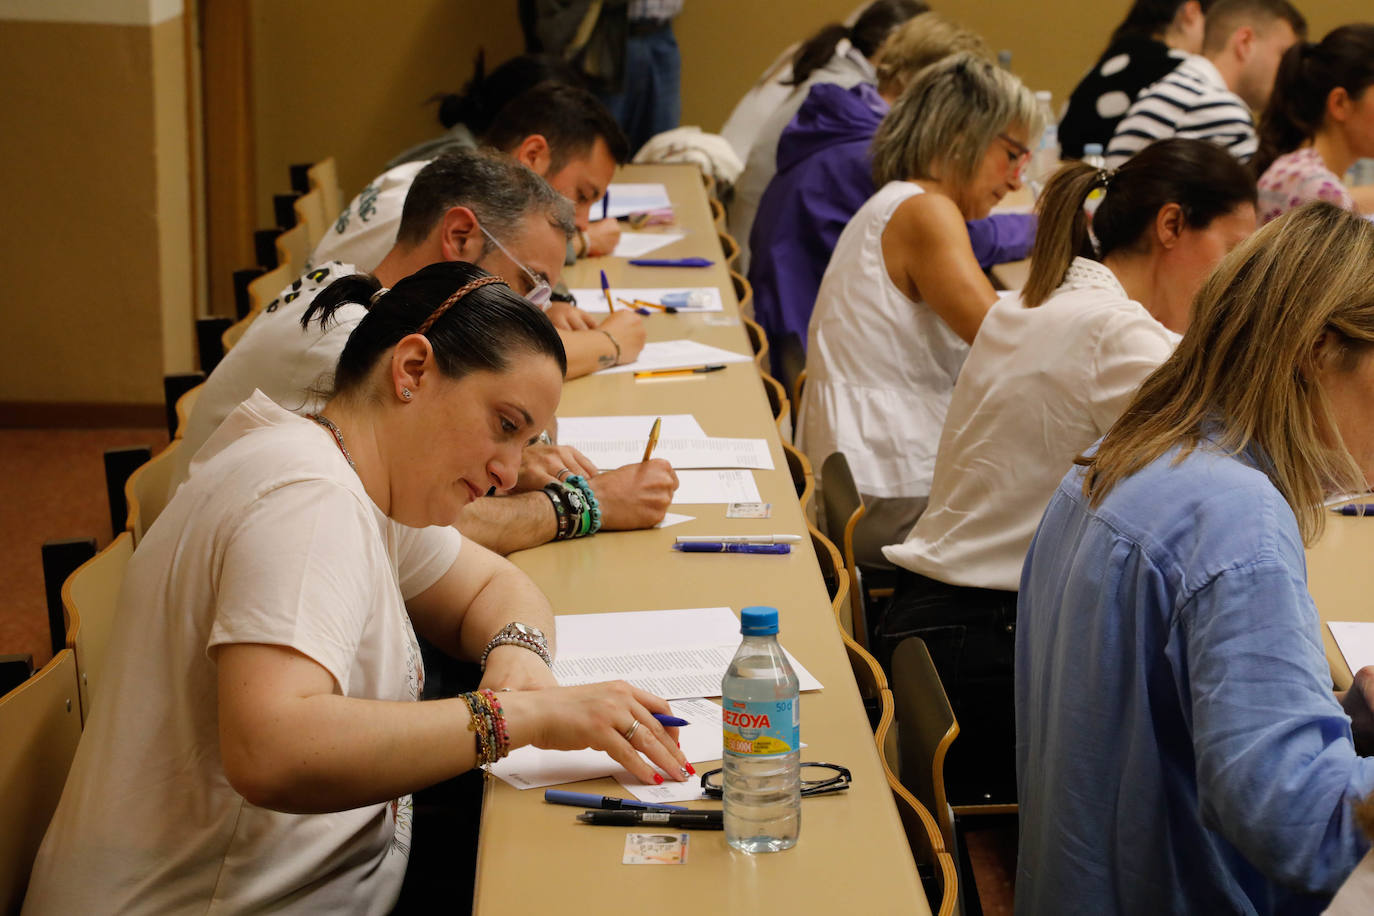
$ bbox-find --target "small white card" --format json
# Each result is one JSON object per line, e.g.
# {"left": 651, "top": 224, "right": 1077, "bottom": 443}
{"left": 623, "top": 833, "right": 689, "bottom": 865}
{"left": 612, "top": 231, "right": 686, "bottom": 259}
{"left": 726, "top": 502, "right": 772, "bottom": 518}
{"left": 655, "top": 512, "right": 695, "bottom": 529}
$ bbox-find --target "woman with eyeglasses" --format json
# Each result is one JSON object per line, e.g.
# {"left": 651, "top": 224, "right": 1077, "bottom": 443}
{"left": 878, "top": 138, "right": 1257, "bottom": 805}
{"left": 796, "top": 52, "right": 1040, "bottom": 569}
{"left": 1015, "top": 202, "right": 1374, "bottom": 914}
{"left": 22, "top": 262, "right": 692, "bottom": 915}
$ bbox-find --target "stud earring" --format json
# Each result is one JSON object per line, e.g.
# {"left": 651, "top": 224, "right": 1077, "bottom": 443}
{"left": 402, "top": 388, "right": 413, "bottom": 401}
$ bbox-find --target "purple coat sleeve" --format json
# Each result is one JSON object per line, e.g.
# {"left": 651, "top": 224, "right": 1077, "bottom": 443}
{"left": 966, "top": 213, "right": 1037, "bottom": 269}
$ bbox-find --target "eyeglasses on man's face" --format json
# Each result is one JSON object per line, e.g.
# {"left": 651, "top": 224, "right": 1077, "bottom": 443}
{"left": 698, "top": 762, "right": 852, "bottom": 799}
{"left": 477, "top": 223, "right": 553, "bottom": 309}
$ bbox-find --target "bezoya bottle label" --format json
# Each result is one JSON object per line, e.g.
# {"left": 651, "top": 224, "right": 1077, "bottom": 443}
{"left": 722, "top": 697, "right": 799, "bottom": 756}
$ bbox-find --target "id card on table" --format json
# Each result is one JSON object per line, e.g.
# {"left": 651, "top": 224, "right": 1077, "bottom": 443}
{"left": 623, "top": 832, "right": 689, "bottom": 865}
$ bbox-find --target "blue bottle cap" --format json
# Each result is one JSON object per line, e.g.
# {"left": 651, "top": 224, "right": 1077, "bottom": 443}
{"left": 740, "top": 606, "right": 779, "bottom": 636}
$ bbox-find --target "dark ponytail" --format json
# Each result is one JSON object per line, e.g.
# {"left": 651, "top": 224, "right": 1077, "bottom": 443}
{"left": 1108, "top": 0, "right": 1210, "bottom": 45}
{"left": 1253, "top": 24, "right": 1374, "bottom": 179}
{"left": 784, "top": 0, "right": 927, "bottom": 85}
{"left": 434, "top": 52, "right": 586, "bottom": 134}
{"left": 311, "top": 262, "right": 567, "bottom": 399}
{"left": 1024, "top": 138, "right": 1256, "bottom": 308}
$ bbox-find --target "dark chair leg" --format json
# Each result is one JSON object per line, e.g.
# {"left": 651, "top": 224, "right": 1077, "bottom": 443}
{"left": 196, "top": 317, "right": 232, "bottom": 374}
{"left": 41, "top": 537, "right": 97, "bottom": 656}
{"left": 254, "top": 229, "right": 279, "bottom": 270}
{"left": 103, "top": 446, "right": 151, "bottom": 537}
{"left": 288, "top": 163, "right": 311, "bottom": 194}
{"left": 273, "top": 193, "right": 300, "bottom": 231}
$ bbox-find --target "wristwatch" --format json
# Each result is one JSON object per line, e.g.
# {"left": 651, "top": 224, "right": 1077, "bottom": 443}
{"left": 480, "top": 622, "right": 553, "bottom": 670}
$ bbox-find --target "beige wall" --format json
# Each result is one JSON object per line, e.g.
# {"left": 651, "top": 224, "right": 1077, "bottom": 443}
{"left": 250, "top": 0, "right": 525, "bottom": 225}
{"left": 0, "top": 6, "right": 194, "bottom": 412}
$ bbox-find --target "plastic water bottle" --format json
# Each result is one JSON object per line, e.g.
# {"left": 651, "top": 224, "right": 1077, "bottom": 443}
{"left": 1030, "top": 90, "right": 1061, "bottom": 197}
{"left": 1083, "top": 143, "right": 1107, "bottom": 216}
{"left": 721, "top": 606, "right": 801, "bottom": 853}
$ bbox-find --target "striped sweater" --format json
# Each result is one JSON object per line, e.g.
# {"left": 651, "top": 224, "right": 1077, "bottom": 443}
{"left": 1105, "top": 55, "right": 1255, "bottom": 168}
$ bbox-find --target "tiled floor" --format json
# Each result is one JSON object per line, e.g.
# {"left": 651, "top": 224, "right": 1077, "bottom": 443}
{"left": 0, "top": 427, "right": 168, "bottom": 668}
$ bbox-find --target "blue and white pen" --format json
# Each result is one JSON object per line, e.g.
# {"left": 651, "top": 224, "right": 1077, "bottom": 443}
{"left": 544, "top": 790, "right": 688, "bottom": 813}
{"left": 673, "top": 542, "right": 791, "bottom": 554}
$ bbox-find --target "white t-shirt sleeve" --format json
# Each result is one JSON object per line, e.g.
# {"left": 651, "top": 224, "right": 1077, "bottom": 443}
{"left": 1087, "top": 309, "right": 1178, "bottom": 433}
{"left": 393, "top": 521, "right": 463, "bottom": 601}
{"left": 209, "top": 478, "right": 384, "bottom": 693}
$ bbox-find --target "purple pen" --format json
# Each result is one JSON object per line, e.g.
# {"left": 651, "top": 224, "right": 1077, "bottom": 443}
{"left": 674, "top": 543, "right": 791, "bottom": 555}
{"left": 652, "top": 713, "right": 690, "bottom": 727}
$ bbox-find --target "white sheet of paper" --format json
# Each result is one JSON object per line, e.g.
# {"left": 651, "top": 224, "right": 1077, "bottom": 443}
{"left": 568, "top": 286, "right": 725, "bottom": 314}
{"left": 670, "top": 469, "right": 761, "bottom": 504}
{"left": 556, "top": 414, "right": 705, "bottom": 442}
{"left": 560, "top": 435, "right": 774, "bottom": 471}
{"left": 552, "top": 606, "right": 822, "bottom": 699}
{"left": 654, "top": 512, "right": 695, "bottom": 529}
{"left": 489, "top": 697, "right": 723, "bottom": 792}
{"left": 612, "top": 231, "right": 686, "bottom": 258}
{"left": 604, "top": 182, "right": 672, "bottom": 218}
{"left": 599, "top": 339, "right": 752, "bottom": 375}
{"left": 1330, "top": 621, "right": 1374, "bottom": 674}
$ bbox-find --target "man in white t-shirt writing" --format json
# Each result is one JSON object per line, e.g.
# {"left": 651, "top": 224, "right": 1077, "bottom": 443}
{"left": 179, "top": 148, "right": 678, "bottom": 555}
{"left": 1106, "top": 0, "right": 1305, "bottom": 167}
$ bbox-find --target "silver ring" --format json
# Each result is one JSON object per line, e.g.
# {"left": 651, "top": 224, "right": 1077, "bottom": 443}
{"left": 556, "top": 467, "right": 573, "bottom": 481}
{"left": 622, "top": 720, "right": 640, "bottom": 743}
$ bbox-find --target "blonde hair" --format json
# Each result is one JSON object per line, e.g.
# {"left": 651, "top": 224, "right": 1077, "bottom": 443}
{"left": 872, "top": 12, "right": 990, "bottom": 97}
{"left": 1080, "top": 202, "right": 1374, "bottom": 544}
{"left": 871, "top": 52, "right": 1042, "bottom": 188}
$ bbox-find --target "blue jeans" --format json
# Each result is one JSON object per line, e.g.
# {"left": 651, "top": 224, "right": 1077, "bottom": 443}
{"left": 598, "top": 22, "right": 681, "bottom": 155}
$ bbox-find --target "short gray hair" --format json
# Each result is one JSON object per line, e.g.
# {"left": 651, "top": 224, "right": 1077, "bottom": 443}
{"left": 870, "top": 52, "right": 1042, "bottom": 188}
{"left": 395, "top": 147, "right": 575, "bottom": 250}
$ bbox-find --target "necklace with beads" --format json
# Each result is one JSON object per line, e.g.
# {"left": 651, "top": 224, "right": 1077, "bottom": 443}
{"left": 306, "top": 413, "right": 356, "bottom": 472}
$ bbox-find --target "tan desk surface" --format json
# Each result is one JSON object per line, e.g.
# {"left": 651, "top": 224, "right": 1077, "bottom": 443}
{"left": 1308, "top": 509, "right": 1374, "bottom": 691}
{"left": 988, "top": 187, "right": 1035, "bottom": 291}
{"left": 472, "top": 165, "right": 928, "bottom": 914}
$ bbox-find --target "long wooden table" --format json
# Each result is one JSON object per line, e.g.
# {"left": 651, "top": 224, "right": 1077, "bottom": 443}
{"left": 472, "top": 165, "right": 928, "bottom": 914}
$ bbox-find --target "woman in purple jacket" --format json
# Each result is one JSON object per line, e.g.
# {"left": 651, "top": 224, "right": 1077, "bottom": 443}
{"left": 748, "top": 13, "right": 1036, "bottom": 381}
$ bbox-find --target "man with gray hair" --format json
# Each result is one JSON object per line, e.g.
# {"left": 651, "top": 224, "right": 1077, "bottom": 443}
{"left": 176, "top": 147, "right": 678, "bottom": 554}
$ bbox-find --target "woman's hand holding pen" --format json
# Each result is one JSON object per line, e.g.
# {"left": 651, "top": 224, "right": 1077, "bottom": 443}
{"left": 499, "top": 682, "right": 691, "bottom": 785}
{"left": 585, "top": 218, "right": 621, "bottom": 258}
{"left": 591, "top": 461, "right": 679, "bottom": 529}
{"left": 598, "top": 310, "right": 647, "bottom": 364}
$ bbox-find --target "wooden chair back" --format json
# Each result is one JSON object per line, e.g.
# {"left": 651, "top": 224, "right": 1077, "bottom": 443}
{"left": 274, "top": 223, "right": 310, "bottom": 276}
{"left": 730, "top": 269, "right": 754, "bottom": 319}
{"left": 709, "top": 196, "right": 725, "bottom": 231}
{"left": 717, "top": 231, "right": 740, "bottom": 269}
{"left": 0, "top": 649, "right": 82, "bottom": 913}
{"left": 124, "top": 439, "right": 184, "bottom": 544}
{"left": 247, "top": 259, "right": 292, "bottom": 312}
{"left": 292, "top": 188, "right": 329, "bottom": 247}
{"left": 62, "top": 532, "right": 134, "bottom": 723}
{"left": 759, "top": 373, "right": 790, "bottom": 439}
{"left": 807, "top": 525, "right": 849, "bottom": 627}
{"left": 890, "top": 636, "right": 960, "bottom": 853}
{"left": 174, "top": 383, "right": 204, "bottom": 440}
{"left": 307, "top": 156, "right": 343, "bottom": 222}
{"left": 781, "top": 441, "right": 814, "bottom": 518}
{"left": 742, "top": 316, "right": 769, "bottom": 371}
{"left": 820, "top": 451, "right": 870, "bottom": 649}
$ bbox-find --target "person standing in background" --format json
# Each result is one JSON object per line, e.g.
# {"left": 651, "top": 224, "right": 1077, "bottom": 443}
{"left": 1059, "top": 0, "right": 1210, "bottom": 159}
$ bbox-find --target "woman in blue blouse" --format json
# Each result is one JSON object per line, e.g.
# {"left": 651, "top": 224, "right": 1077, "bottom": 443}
{"left": 1016, "top": 202, "right": 1374, "bottom": 915}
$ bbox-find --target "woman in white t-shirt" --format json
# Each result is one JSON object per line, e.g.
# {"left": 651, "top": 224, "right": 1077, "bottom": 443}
{"left": 796, "top": 52, "right": 1039, "bottom": 567}
{"left": 879, "top": 138, "right": 1257, "bottom": 805}
{"left": 23, "top": 262, "right": 692, "bottom": 915}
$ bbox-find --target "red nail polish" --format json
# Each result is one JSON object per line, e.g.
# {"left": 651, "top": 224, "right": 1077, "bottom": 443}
{"left": 685, "top": 763, "right": 696, "bottom": 775}
{"left": 653, "top": 773, "right": 664, "bottom": 785}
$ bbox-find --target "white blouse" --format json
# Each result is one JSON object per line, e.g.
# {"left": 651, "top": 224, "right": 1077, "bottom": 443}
{"left": 883, "top": 257, "right": 1179, "bottom": 589}
{"left": 797, "top": 181, "right": 970, "bottom": 501}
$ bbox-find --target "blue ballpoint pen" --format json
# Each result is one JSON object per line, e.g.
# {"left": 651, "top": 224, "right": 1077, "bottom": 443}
{"left": 628, "top": 257, "right": 714, "bottom": 267}
{"left": 673, "top": 542, "right": 791, "bottom": 554}
{"left": 544, "top": 789, "right": 688, "bottom": 812}
{"left": 652, "top": 713, "right": 690, "bottom": 727}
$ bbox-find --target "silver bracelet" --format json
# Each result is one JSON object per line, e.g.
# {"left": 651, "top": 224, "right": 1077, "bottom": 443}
{"left": 480, "top": 623, "right": 553, "bottom": 670}
{"left": 599, "top": 329, "right": 621, "bottom": 365}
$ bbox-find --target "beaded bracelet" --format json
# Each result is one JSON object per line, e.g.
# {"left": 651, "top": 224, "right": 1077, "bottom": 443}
{"left": 541, "top": 484, "right": 574, "bottom": 540}
{"left": 563, "top": 475, "right": 602, "bottom": 535}
{"left": 460, "top": 689, "right": 510, "bottom": 769}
